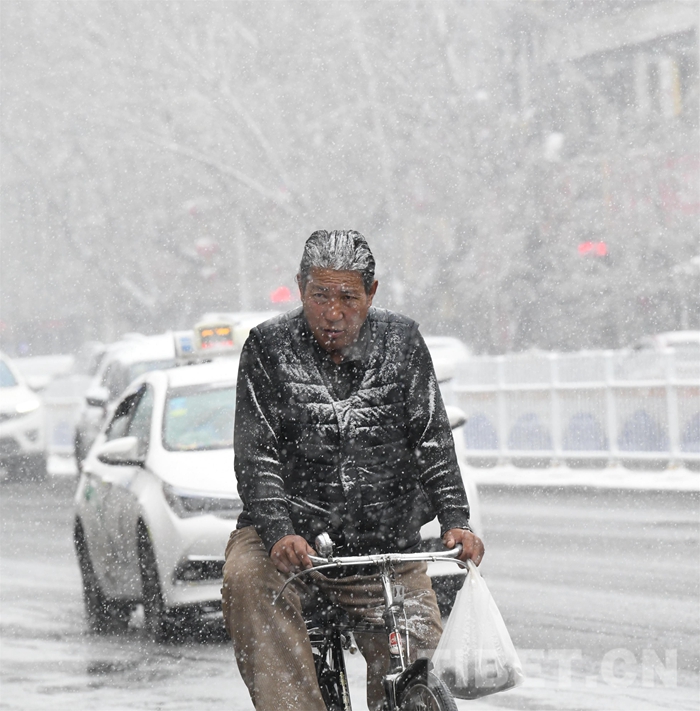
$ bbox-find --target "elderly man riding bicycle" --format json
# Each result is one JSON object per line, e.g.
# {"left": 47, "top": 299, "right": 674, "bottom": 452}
{"left": 222, "top": 230, "right": 484, "bottom": 711}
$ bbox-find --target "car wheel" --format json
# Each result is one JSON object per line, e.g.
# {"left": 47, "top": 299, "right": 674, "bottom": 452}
{"left": 74, "top": 521, "right": 131, "bottom": 633}
{"left": 137, "top": 521, "right": 183, "bottom": 642}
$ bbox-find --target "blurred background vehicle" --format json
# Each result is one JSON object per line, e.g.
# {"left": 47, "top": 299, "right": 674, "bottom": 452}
{"left": 634, "top": 331, "right": 700, "bottom": 352}
{"left": 423, "top": 335, "right": 471, "bottom": 383}
{"left": 73, "top": 333, "right": 180, "bottom": 469}
{"left": 621, "top": 330, "right": 700, "bottom": 380}
{"left": 0, "top": 352, "right": 46, "bottom": 479}
{"left": 11, "top": 353, "right": 75, "bottom": 392}
{"left": 72, "top": 341, "right": 109, "bottom": 379}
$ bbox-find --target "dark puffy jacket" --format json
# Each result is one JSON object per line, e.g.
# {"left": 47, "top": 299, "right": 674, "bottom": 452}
{"left": 234, "top": 307, "right": 470, "bottom": 555}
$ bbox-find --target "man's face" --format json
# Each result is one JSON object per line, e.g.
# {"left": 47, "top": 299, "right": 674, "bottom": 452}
{"left": 298, "top": 267, "right": 378, "bottom": 361}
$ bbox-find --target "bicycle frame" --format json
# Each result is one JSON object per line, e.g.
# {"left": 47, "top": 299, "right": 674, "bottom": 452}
{"left": 275, "top": 542, "right": 466, "bottom": 711}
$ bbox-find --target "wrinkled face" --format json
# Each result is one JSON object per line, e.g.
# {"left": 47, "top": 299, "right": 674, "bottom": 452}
{"left": 298, "top": 267, "right": 378, "bottom": 361}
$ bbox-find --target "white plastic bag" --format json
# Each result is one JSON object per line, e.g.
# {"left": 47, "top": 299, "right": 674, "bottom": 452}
{"left": 432, "top": 560, "right": 524, "bottom": 699}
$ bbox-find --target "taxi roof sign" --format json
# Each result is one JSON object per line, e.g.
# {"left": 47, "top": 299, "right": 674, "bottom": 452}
{"left": 193, "top": 316, "right": 238, "bottom": 355}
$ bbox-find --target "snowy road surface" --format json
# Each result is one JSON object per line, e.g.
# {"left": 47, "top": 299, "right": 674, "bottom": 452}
{"left": 1, "top": 476, "right": 698, "bottom": 711}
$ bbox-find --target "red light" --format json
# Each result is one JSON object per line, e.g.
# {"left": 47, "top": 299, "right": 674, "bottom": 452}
{"left": 578, "top": 242, "right": 607, "bottom": 257}
{"left": 270, "top": 286, "right": 292, "bottom": 303}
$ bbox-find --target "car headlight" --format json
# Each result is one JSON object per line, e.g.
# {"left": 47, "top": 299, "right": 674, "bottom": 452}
{"left": 16, "top": 398, "right": 41, "bottom": 415}
{"left": 163, "top": 483, "right": 243, "bottom": 520}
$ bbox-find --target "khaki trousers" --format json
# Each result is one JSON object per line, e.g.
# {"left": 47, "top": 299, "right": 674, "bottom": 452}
{"left": 221, "top": 526, "right": 443, "bottom": 711}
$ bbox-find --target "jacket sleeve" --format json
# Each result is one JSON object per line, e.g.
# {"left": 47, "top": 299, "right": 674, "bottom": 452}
{"left": 405, "top": 331, "right": 471, "bottom": 534}
{"left": 234, "top": 330, "right": 296, "bottom": 553}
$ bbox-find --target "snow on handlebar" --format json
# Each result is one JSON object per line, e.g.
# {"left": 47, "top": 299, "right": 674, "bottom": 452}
{"left": 273, "top": 545, "right": 465, "bottom": 605}
{"left": 307, "top": 544, "right": 465, "bottom": 569}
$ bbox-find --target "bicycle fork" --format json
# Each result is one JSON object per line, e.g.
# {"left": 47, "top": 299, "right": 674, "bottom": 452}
{"left": 380, "top": 569, "right": 416, "bottom": 710}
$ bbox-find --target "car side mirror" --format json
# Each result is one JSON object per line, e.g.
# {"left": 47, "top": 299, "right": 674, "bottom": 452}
{"left": 96, "top": 436, "right": 144, "bottom": 466}
{"left": 445, "top": 405, "right": 467, "bottom": 430}
{"left": 86, "top": 386, "right": 110, "bottom": 409}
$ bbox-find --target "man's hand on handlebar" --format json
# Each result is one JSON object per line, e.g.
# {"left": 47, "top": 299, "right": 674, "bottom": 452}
{"left": 443, "top": 528, "right": 485, "bottom": 566}
{"left": 270, "top": 534, "right": 316, "bottom": 574}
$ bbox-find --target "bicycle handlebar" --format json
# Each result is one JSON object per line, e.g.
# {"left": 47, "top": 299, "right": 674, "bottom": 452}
{"left": 307, "top": 545, "right": 465, "bottom": 569}
{"left": 273, "top": 545, "right": 466, "bottom": 604}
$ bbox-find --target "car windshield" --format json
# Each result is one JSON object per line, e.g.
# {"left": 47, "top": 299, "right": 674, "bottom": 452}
{"left": 163, "top": 385, "right": 235, "bottom": 451}
{"left": 0, "top": 361, "right": 18, "bottom": 388}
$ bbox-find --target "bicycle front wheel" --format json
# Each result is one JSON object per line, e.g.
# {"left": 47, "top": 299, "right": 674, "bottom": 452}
{"left": 397, "top": 671, "right": 458, "bottom": 711}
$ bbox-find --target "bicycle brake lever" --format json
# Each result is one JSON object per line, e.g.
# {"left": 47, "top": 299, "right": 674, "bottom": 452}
{"left": 308, "top": 555, "right": 330, "bottom": 565}
{"left": 272, "top": 561, "right": 339, "bottom": 605}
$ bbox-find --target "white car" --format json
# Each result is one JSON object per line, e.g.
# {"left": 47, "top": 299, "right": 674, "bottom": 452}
{"left": 74, "top": 357, "right": 239, "bottom": 639}
{"left": 0, "top": 352, "right": 46, "bottom": 479}
{"left": 73, "top": 355, "right": 481, "bottom": 639}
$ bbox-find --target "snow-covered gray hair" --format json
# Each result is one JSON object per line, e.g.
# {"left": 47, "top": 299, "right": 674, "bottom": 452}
{"left": 299, "top": 230, "right": 376, "bottom": 293}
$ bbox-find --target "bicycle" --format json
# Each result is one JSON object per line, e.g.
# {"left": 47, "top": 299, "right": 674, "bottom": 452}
{"left": 275, "top": 534, "right": 466, "bottom": 711}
